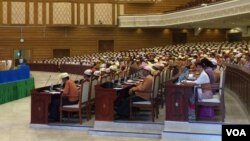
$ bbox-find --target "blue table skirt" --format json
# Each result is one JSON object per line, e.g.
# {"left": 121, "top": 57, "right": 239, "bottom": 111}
{"left": 0, "top": 64, "right": 30, "bottom": 84}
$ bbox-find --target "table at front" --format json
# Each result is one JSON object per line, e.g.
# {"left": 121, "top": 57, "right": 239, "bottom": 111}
{"left": 165, "top": 80, "right": 193, "bottom": 121}
{"left": 0, "top": 78, "right": 34, "bottom": 104}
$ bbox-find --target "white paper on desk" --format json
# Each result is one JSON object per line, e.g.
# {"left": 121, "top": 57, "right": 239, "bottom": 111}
{"left": 113, "top": 88, "right": 123, "bottom": 90}
{"left": 124, "top": 82, "right": 136, "bottom": 85}
{"left": 185, "top": 80, "right": 194, "bottom": 83}
{"left": 56, "top": 88, "right": 64, "bottom": 91}
{"left": 43, "top": 90, "right": 50, "bottom": 93}
{"left": 50, "top": 91, "right": 61, "bottom": 94}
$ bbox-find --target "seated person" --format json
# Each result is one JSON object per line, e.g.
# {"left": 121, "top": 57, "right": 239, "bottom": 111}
{"left": 116, "top": 66, "right": 154, "bottom": 119}
{"left": 84, "top": 69, "right": 92, "bottom": 81}
{"left": 183, "top": 62, "right": 213, "bottom": 100}
{"left": 200, "top": 58, "right": 216, "bottom": 84}
{"left": 49, "top": 72, "right": 79, "bottom": 121}
{"left": 182, "top": 62, "right": 213, "bottom": 120}
{"left": 177, "top": 64, "right": 191, "bottom": 83}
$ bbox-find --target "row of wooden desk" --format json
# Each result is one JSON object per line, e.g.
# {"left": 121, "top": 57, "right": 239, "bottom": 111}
{"left": 30, "top": 64, "right": 249, "bottom": 125}
{"left": 31, "top": 81, "right": 133, "bottom": 124}
{"left": 31, "top": 78, "right": 194, "bottom": 124}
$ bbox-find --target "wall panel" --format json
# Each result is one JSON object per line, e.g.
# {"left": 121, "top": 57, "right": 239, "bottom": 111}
{"left": 187, "top": 29, "right": 227, "bottom": 42}
{"left": 2, "top": 1, "right": 7, "bottom": 24}
{"left": 11, "top": 2, "right": 25, "bottom": 24}
{"left": 94, "top": 3, "right": 112, "bottom": 25}
{"left": 37, "top": 2, "right": 43, "bottom": 24}
{"left": 29, "top": 2, "right": 34, "bottom": 24}
{"left": 0, "top": 48, "right": 12, "bottom": 60}
{"left": 0, "top": 26, "right": 228, "bottom": 61}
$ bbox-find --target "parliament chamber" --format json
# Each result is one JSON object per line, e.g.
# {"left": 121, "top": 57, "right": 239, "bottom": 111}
{"left": 0, "top": 0, "right": 250, "bottom": 141}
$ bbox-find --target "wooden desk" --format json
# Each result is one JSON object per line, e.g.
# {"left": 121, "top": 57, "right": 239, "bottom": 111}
{"left": 30, "top": 80, "right": 81, "bottom": 124}
{"left": 31, "top": 86, "right": 61, "bottom": 124}
{"left": 165, "top": 80, "right": 193, "bottom": 121}
{"left": 95, "top": 83, "right": 132, "bottom": 121}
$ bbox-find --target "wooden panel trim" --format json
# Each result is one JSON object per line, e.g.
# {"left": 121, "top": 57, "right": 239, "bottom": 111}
{"left": 71, "top": 2, "right": 74, "bottom": 25}
{"left": 84, "top": 2, "right": 87, "bottom": 25}
{"left": 7, "top": 0, "right": 11, "bottom": 24}
{"left": 25, "top": 0, "right": 29, "bottom": 25}
{"left": 34, "top": 1, "right": 38, "bottom": 25}
{"left": 49, "top": 1, "right": 52, "bottom": 25}
{"left": 0, "top": 0, "right": 2, "bottom": 24}
{"left": 77, "top": 2, "right": 80, "bottom": 25}
{"left": 117, "top": 3, "right": 120, "bottom": 16}
{"left": 42, "top": 1, "right": 46, "bottom": 25}
{"left": 90, "top": 3, "right": 94, "bottom": 26}
{"left": 112, "top": 3, "right": 115, "bottom": 25}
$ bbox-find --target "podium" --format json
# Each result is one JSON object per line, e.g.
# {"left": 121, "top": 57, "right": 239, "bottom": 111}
{"left": 95, "top": 84, "right": 117, "bottom": 121}
{"left": 165, "top": 80, "right": 193, "bottom": 121}
{"left": 95, "top": 82, "right": 132, "bottom": 121}
{"left": 31, "top": 86, "right": 61, "bottom": 124}
{"left": 31, "top": 91, "right": 52, "bottom": 124}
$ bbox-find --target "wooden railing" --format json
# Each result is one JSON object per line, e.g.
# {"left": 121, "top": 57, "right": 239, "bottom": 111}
{"left": 225, "top": 64, "right": 250, "bottom": 114}
{"left": 28, "top": 63, "right": 91, "bottom": 75}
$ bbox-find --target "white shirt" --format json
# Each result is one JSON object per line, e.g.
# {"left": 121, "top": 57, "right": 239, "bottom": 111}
{"left": 194, "top": 70, "right": 210, "bottom": 84}
{"left": 185, "top": 70, "right": 211, "bottom": 96}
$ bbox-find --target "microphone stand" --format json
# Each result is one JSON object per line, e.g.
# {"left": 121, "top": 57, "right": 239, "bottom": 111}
{"left": 44, "top": 75, "right": 52, "bottom": 87}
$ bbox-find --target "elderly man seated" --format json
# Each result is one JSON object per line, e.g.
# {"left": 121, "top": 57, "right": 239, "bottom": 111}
{"left": 49, "top": 72, "right": 79, "bottom": 121}
{"left": 116, "top": 65, "right": 154, "bottom": 119}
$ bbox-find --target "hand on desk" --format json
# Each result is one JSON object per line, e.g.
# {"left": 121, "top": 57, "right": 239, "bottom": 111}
{"left": 129, "top": 88, "right": 134, "bottom": 95}
{"left": 56, "top": 88, "right": 64, "bottom": 92}
{"left": 181, "top": 80, "right": 195, "bottom": 86}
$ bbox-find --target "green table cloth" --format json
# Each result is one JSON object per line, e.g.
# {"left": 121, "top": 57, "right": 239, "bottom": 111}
{"left": 0, "top": 78, "right": 34, "bottom": 104}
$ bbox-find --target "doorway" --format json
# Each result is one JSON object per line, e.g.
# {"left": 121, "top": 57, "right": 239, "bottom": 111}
{"left": 98, "top": 40, "right": 114, "bottom": 53}
{"left": 172, "top": 32, "right": 187, "bottom": 44}
{"left": 53, "top": 49, "right": 70, "bottom": 58}
{"left": 14, "top": 49, "right": 31, "bottom": 66}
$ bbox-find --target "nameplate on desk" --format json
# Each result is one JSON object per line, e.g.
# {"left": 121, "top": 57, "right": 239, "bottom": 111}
{"left": 49, "top": 91, "right": 61, "bottom": 94}
{"left": 43, "top": 90, "right": 61, "bottom": 94}
{"left": 124, "top": 81, "right": 137, "bottom": 85}
{"left": 113, "top": 87, "right": 123, "bottom": 90}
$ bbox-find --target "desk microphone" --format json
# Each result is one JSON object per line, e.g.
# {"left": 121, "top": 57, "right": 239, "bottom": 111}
{"left": 44, "top": 75, "right": 52, "bottom": 86}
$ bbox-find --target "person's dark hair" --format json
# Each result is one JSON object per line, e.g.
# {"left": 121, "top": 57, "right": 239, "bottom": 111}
{"left": 200, "top": 58, "right": 215, "bottom": 68}
{"left": 196, "top": 62, "right": 206, "bottom": 68}
{"left": 210, "top": 53, "right": 216, "bottom": 57}
{"left": 186, "top": 64, "right": 191, "bottom": 69}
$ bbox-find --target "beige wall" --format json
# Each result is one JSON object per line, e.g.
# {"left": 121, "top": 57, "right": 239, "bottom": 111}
{"left": 0, "top": 1, "right": 229, "bottom": 62}
{"left": 0, "top": 26, "right": 229, "bottom": 61}
{"left": 0, "top": 27, "right": 173, "bottom": 61}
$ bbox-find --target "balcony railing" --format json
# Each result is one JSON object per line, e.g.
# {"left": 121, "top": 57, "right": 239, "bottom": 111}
{"left": 119, "top": 0, "right": 250, "bottom": 27}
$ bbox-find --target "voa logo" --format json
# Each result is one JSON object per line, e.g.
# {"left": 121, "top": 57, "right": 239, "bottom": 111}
{"left": 226, "top": 129, "right": 246, "bottom": 136}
